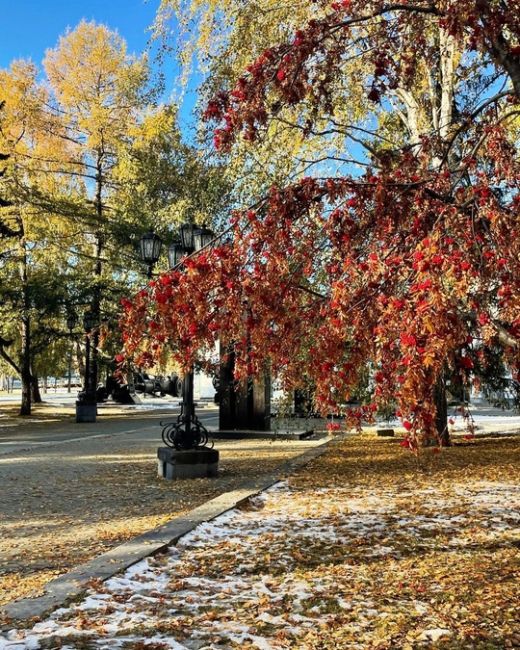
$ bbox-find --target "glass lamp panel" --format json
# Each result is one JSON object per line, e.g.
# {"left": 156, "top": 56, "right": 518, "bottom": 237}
{"left": 66, "top": 314, "right": 77, "bottom": 331}
{"left": 139, "top": 231, "right": 163, "bottom": 264}
{"left": 168, "top": 241, "right": 186, "bottom": 269}
{"left": 179, "top": 222, "right": 195, "bottom": 251}
{"left": 193, "top": 226, "right": 215, "bottom": 251}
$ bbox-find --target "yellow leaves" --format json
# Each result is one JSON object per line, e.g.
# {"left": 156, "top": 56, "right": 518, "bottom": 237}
{"left": 0, "top": 61, "right": 47, "bottom": 150}
{"left": 421, "top": 352, "right": 437, "bottom": 368}
{"left": 157, "top": 0, "right": 317, "bottom": 78}
{"left": 43, "top": 20, "right": 149, "bottom": 151}
{"left": 129, "top": 107, "right": 177, "bottom": 149}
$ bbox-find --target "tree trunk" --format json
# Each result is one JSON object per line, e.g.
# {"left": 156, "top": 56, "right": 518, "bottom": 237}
{"left": 31, "top": 374, "right": 42, "bottom": 403}
{"left": 76, "top": 340, "right": 85, "bottom": 377}
{"left": 19, "top": 231, "right": 32, "bottom": 417}
{"left": 89, "top": 149, "right": 105, "bottom": 402}
{"left": 487, "top": 30, "right": 520, "bottom": 100}
{"left": 435, "top": 374, "right": 450, "bottom": 446}
{"left": 19, "top": 315, "right": 31, "bottom": 416}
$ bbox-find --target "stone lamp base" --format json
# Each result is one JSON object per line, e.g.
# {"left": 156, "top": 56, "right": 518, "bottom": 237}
{"left": 157, "top": 447, "right": 219, "bottom": 480}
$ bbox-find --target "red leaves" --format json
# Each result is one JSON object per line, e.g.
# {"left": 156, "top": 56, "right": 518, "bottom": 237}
{"left": 367, "top": 87, "right": 380, "bottom": 103}
{"left": 459, "top": 356, "right": 474, "bottom": 370}
{"left": 326, "top": 421, "right": 341, "bottom": 432}
{"left": 320, "top": 362, "right": 335, "bottom": 375}
{"left": 331, "top": 0, "right": 351, "bottom": 11}
{"left": 415, "top": 299, "right": 430, "bottom": 314}
{"left": 118, "top": 121, "right": 519, "bottom": 452}
{"left": 400, "top": 333, "right": 417, "bottom": 348}
{"left": 204, "top": 100, "right": 222, "bottom": 121}
{"left": 416, "top": 279, "right": 432, "bottom": 292}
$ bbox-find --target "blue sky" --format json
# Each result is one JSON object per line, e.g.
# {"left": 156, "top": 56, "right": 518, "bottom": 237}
{"left": 0, "top": 0, "right": 200, "bottom": 131}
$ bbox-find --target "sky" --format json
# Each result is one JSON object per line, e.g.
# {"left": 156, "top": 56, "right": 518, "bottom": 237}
{"left": 0, "top": 0, "right": 199, "bottom": 132}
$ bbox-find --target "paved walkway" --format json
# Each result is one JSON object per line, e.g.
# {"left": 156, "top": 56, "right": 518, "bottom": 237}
{"left": 0, "top": 407, "right": 324, "bottom": 612}
{"left": 0, "top": 408, "right": 189, "bottom": 456}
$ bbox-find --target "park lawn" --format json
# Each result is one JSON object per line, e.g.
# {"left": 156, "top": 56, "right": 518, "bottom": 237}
{"left": 2, "top": 433, "right": 519, "bottom": 649}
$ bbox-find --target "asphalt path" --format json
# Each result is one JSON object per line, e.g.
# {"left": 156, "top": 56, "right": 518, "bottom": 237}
{"left": 0, "top": 409, "right": 220, "bottom": 457}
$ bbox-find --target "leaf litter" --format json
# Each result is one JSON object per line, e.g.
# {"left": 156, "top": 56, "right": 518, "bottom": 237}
{"left": 1, "top": 434, "right": 519, "bottom": 649}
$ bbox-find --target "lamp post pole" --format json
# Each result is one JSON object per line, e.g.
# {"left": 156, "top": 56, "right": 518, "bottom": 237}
{"left": 84, "top": 326, "right": 91, "bottom": 397}
{"left": 76, "top": 310, "right": 98, "bottom": 423}
{"left": 179, "top": 371, "right": 196, "bottom": 449}
{"left": 66, "top": 312, "right": 77, "bottom": 394}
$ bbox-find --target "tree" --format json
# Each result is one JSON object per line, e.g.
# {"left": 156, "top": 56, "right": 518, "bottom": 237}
{"left": 0, "top": 102, "right": 13, "bottom": 212}
{"left": 42, "top": 22, "right": 232, "bottom": 396}
{"left": 119, "top": 3, "right": 520, "bottom": 447}
{"left": 111, "top": 104, "right": 232, "bottom": 247}
{"left": 38, "top": 21, "right": 154, "bottom": 405}
{"left": 0, "top": 21, "right": 233, "bottom": 414}
{"left": 0, "top": 61, "right": 65, "bottom": 414}
{"left": 0, "top": 29, "right": 149, "bottom": 414}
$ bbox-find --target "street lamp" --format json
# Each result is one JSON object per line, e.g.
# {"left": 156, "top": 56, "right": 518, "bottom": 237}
{"left": 193, "top": 224, "right": 215, "bottom": 252}
{"left": 66, "top": 312, "right": 77, "bottom": 394}
{"left": 140, "top": 230, "right": 163, "bottom": 278}
{"left": 138, "top": 222, "right": 216, "bottom": 451}
{"left": 179, "top": 222, "right": 196, "bottom": 252}
{"left": 167, "top": 239, "right": 185, "bottom": 269}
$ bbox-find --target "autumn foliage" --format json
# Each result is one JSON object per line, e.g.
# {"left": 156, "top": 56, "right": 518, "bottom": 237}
{"left": 120, "top": 1, "right": 520, "bottom": 448}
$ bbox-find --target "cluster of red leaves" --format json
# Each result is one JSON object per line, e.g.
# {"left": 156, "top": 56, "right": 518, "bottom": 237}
{"left": 120, "top": 139, "right": 519, "bottom": 446}
{"left": 204, "top": 0, "right": 520, "bottom": 151}
{"left": 119, "top": 1, "right": 520, "bottom": 449}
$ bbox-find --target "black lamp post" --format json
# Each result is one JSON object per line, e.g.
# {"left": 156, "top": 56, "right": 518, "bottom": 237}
{"left": 139, "top": 223, "right": 216, "bottom": 450}
{"left": 66, "top": 312, "right": 77, "bottom": 394}
{"left": 140, "top": 230, "right": 163, "bottom": 278}
{"left": 76, "top": 309, "right": 98, "bottom": 422}
{"left": 83, "top": 310, "right": 98, "bottom": 402}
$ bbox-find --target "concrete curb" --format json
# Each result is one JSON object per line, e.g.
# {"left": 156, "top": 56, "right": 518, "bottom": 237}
{"left": 1, "top": 434, "right": 338, "bottom": 628}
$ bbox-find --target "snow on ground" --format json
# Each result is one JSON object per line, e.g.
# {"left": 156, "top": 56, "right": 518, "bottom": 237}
{"left": 1, "top": 476, "right": 519, "bottom": 650}
{"left": 379, "top": 403, "right": 520, "bottom": 436}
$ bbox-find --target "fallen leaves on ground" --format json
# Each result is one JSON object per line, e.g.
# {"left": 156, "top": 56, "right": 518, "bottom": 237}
{"left": 0, "top": 437, "right": 318, "bottom": 620}
{"left": 2, "top": 434, "right": 519, "bottom": 649}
